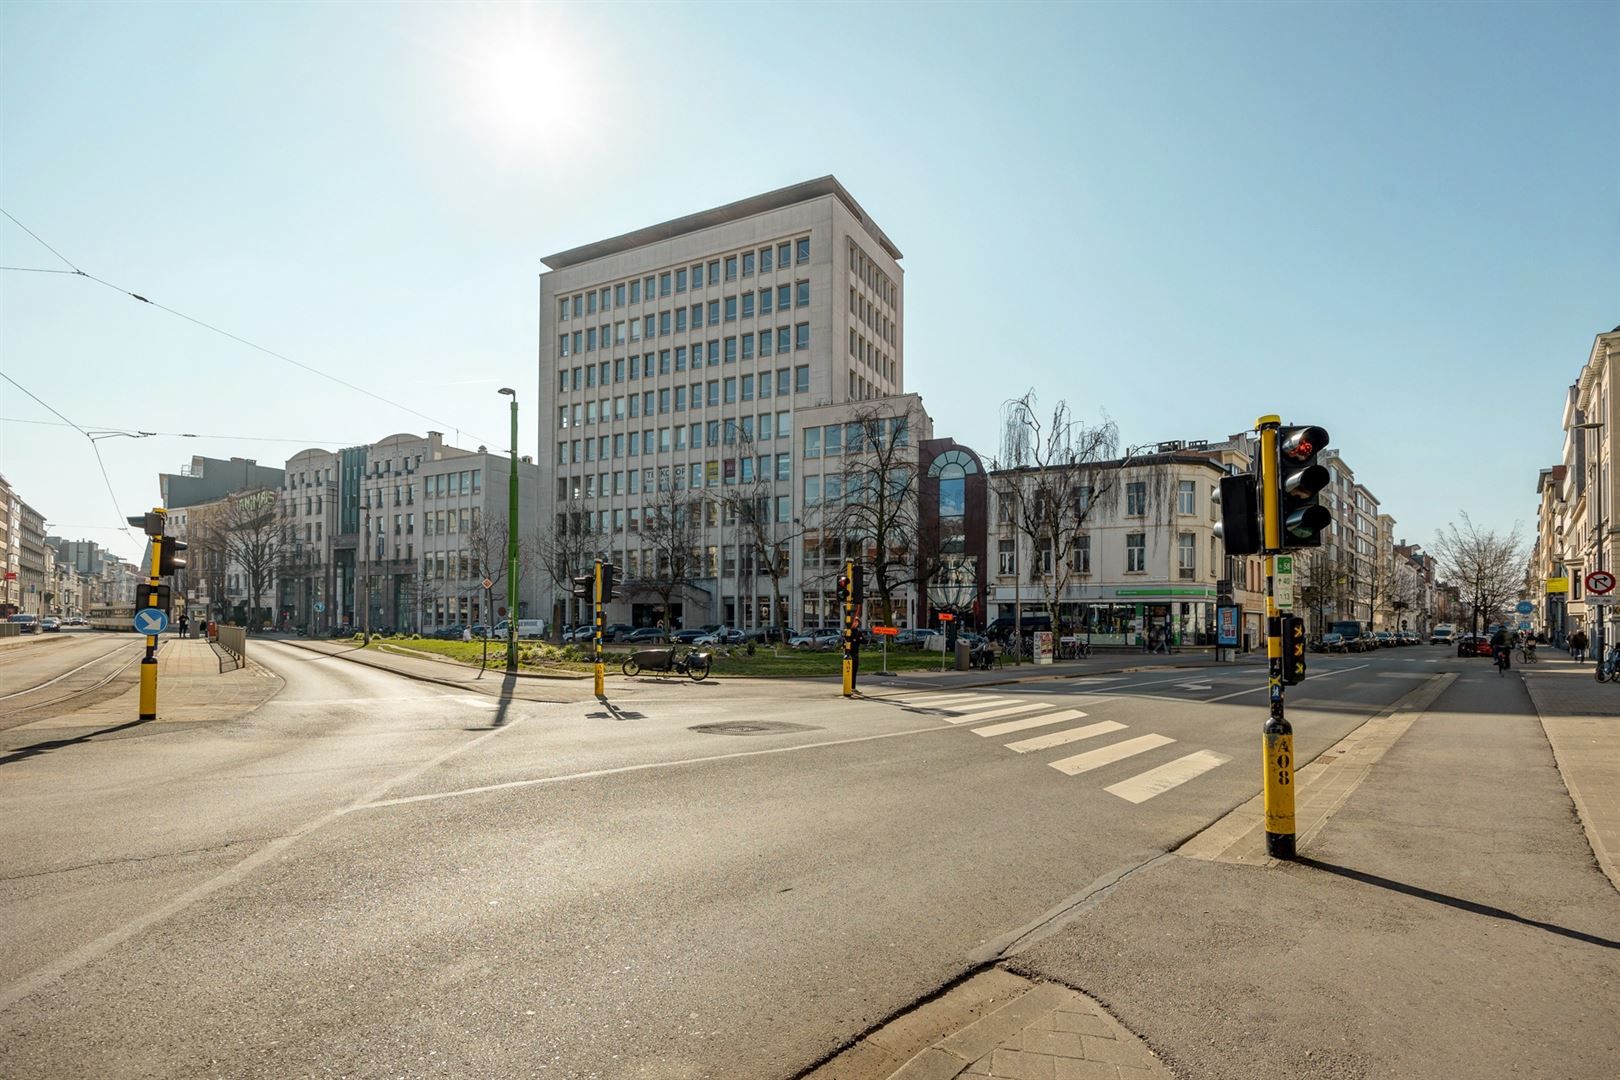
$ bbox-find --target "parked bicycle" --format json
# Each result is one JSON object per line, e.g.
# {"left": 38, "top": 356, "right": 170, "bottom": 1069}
{"left": 1597, "top": 643, "right": 1620, "bottom": 684}
{"left": 621, "top": 646, "right": 712, "bottom": 681}
{"left": 1517, "top": 639, "right": 1537, "bottom": 664}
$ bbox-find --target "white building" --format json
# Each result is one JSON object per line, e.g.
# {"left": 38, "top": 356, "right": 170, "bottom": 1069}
{"left": 538, "top": 177, "right": 913, "bottom": 632}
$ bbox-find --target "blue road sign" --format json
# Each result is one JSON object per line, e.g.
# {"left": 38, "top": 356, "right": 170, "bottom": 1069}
{"left": 314, "top": 601, "right": 326, "bottom": 614}
{"left": 134, "top": 608, "right": 169, "bottom": 635}
{"left": 1516, "top": 600, "right": 1534, "bottom": 614}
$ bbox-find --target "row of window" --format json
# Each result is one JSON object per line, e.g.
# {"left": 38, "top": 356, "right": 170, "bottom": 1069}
{"left": 559, "top": 455, "right": 795, "bottom": 502}
{"left": 849, "top": 240, "right": 897, "bottom": 309}
{"left": 995, "top": 533, "right": 1205, "bottom": 577}
{"left": 559, "top": 349, "right": 811, "bottom": 396}
{"left": 558, "top": 237, "right": 813, "bottom": 321}
{"left": 801, "top": 418, "right": 910, "bottom": 458}
{"left": 994, "top": 479, "right": 1210, "bottom": 521}
{"left": 557, "top": 410, "right": 794, "bottom": 466}
{"left": 560, "top": 368, "right": 811, "bottom": 429}
{"left": 558, "top": 291, "right": 812, "bottom": 357}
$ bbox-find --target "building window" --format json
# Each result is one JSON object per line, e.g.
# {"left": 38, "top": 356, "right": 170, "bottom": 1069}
{"left": 725, "top": 296, "right": 737, "bottom": 321}
{"left": 725, "top": 255, "right": 738, "bottom": 281}
{"left": 1127, "top": 482, "right": 1147, "bottom": 516}
{"left": 1178, "top": 480, "right": 1196, "bottom": 515}
{"left": 760, "top": 246, "right": 773, "bottom": 273}
{"left": 999, "top": 539, "right": 1016, "bottom": 576}
{"left": 742, "top": 251, "right": 755, "bottom": 277}
{"left": 1073, "top": 534, "right": 1091, "bottom": 574}
{"left": 1178, "top": 533, "right": 1196, "bottom": 579}
{"left": 795, "top": 323, "right": 810, "bottom": 350}
{"left": 796, "top": 280, "right": 810, "bottom": 307}
{"left": 804, "top": 427, "right": 821, "bottom": 458}
{"left": 1126, "top": 533, "right": 1146, "bottom": 572}
{"left": 796, "top": 237, "right": 810, "bottom": 263}
{"left": 794, "top": 365, "right": 810, "bottom": 393}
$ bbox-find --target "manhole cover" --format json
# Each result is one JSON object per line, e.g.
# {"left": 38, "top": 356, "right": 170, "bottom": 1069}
{"left": 690, "top": 721, "right": 819, "bottom": 736}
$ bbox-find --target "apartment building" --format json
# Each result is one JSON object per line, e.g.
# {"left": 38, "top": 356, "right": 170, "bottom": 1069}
{"left": 1, "top": 481, "right": 50, "bottom": 618}
{"left": 279, "top": 432, "right": 542, "bottom": 633}
{"left": 538, "top": 176, "right": 912, "bottom": 631}
{"left": 1554, "top": 325, "right": 1619, "bottom": 646}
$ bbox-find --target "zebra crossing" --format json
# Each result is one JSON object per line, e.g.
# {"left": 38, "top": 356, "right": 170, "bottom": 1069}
{"left": 883, "top": 689, "right": 1231, "bottom": 803}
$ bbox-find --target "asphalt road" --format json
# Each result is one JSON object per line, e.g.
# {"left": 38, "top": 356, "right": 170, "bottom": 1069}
{"left": 0, "top": 643, "right": 1469, "bottom": 1078}
{"left": 0, "top": 631, "right": 145, "bottom": 730}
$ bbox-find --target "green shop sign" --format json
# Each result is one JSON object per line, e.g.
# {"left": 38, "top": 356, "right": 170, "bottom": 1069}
{"left": 1113, "top": 587, "right": 1215, "bottom": 598}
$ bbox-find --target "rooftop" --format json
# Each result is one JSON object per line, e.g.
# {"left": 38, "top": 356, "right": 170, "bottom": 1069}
{"left": 541, "top": 175, "right": 902, "bottom": 272}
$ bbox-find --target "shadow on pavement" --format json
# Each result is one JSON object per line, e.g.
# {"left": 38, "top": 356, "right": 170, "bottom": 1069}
{"left": 1297, "top": 856, "right": 1620, "bottom": 950}
{"left": 0, "top": 716, "right": 155, "bottom": 768}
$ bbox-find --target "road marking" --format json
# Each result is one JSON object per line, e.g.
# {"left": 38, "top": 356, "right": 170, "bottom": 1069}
{"left": 900, "top": 694, "right": 983, "bottom": 709}
{"left": 951, "top": 701, "right": 1053, "bottom": 724}
{"left": 1105, "top": 750, "right": 1232, "bottom": 803}
{"left": 1006, "top": 720, "right": 1126, "bottom": 754}
{"left": 1201, "top": 663, "right": 1370, "bottom": 702}
{"left": 1050, "top": 733, "right": 1175, "bottom": 775}
{"left": 974, "top": 709, "right": 1088, "bottom": 737}
{"left": 930, "top": 697, "right": 1019, "bottom": 718}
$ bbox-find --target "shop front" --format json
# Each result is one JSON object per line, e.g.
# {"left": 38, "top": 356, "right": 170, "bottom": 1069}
{"left": 989, "top": 584, "right": 1220, "bottom": 647}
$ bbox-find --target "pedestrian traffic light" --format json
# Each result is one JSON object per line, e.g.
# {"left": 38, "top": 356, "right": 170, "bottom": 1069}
{"left": 158, "top": 537, "right": 187, "bottom": 577}
{"left": 1280, "top": 614, "right": 1306, "bottom": 684}
{"left": 1276, "top": 425, "right": 1331, "bottom": 549}
{"left": 1213, "top": 473, "right": 1262, "bottom": 556}
{"left": 572, "top": 573, "right": 593, "bottom": 599}
{"left": 836, "top": 573, "right": 851, "bottom": 604}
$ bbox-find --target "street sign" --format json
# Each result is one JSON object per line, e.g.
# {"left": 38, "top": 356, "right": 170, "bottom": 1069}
{"left": 481, "top": 577, "right": 494, "bottom": 590}
{"left": 1516, "top": 600, "right": 1534, "bottom": 614}
{"left": 1588, "top": 594, "right": 1617, "bottom": 606}
{"left": 871, "top": 625, "right": 899, "bottom": 637}
{"left": 1217, "top": 605, "right": 1240, "bottom": 647}
{"left": 938, "top": 612, "right": 955, "bottom": 622}
{"left": 1273, "top": 554, "right": 1295, "bottom": 611}
{"left": 1585, "top": 570, "right": 1616, "bottom": 596}
{"left": 314, "top": 601, "right": 325, "bottom": 614}
{"left": 1519, "top": 621, "right": 1532, "bottom": 631}
{"left": 133, "top": 608, "right": 169, "bottom": 635}
{"left": 1546, "top": 576, "right": 1569, "bottom": 594}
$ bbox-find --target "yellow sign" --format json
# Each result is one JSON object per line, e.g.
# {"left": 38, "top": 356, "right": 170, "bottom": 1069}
{"left": 1546, "top": 576, "right": 1570, "bottom": 594}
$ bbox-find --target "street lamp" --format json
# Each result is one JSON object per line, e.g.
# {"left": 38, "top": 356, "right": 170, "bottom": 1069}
{"left": 498, "top": 387, "right": 519, "bottom": 673}
{"left": 1572, "top": 420, "right": 1608, "bottom": 678}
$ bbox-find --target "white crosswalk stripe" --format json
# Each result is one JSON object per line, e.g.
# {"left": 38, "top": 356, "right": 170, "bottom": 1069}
{"left": 1005, "top": 720, "right": 1126, "bottom": 753}
{"left": 1104, "top": 750, "right": 1231, "bottom": 803}
{"left": 955, "top": 701, "right": 1054, "bottom": 724}
{"left": 1050, "top": 733, "right": 1176, "bottom": 775}
{"left": 973, "top": 710, "right": 1088, "bottom": 737}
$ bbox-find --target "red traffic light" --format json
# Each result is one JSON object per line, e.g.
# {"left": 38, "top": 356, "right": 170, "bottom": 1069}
{"left": 1279, "top": 425, "right": 1329, "bottom": 464}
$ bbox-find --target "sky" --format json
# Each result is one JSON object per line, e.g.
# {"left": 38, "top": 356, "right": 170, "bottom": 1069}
{"left": 2, "top": 0, "right": 1615, "bottom": 566}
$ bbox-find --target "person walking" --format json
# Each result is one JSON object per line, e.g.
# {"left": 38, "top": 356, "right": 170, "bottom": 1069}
{"left": 1570, "top": 628, "right": 1588, "bottom": 663}
{"left": 178, "top": 613, "right": 190, "bottom": 640}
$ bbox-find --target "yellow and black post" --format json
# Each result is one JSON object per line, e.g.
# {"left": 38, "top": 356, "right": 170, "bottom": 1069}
{"left": 592, "top": 557, "right": 606, "bottom": 698}
{"left": 841, "top": 558, "right": 854, "bottom": 698}
{"left": 138, "top": 512, "right": 163, "bottom": 721}
{"left": 1256, "top": 415, "right": 1295, "bottom": 859}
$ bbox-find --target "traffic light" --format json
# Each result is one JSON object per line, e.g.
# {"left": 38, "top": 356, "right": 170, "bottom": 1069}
{"left": 601, "top": 563, "right": 621, "bottom": 600}
{"left": 1276, "top": 425, "right": 1331, "bottom": 549}
{"left": 127, "top": 511, "right": 164, "bottom": 537}
{"left": 572, "top": 573, "right": 593, "bottom": 599}
{"left": 158, "top": 537, "right": 187, "bottom": 577}
{"left": 1213, "top": 473, "right": 1262, "bottom": 556}
{"left": 1280, "top": 614, "right": 1306, "bottom": 684}
{"left": 137, "top": 583, "right": 172, "bottom": 614}
{"left": 851, "top": 564, "right": 865, "bottom": 605}
{"left": 836, "top": 573, "right": 851, "bottom": 604}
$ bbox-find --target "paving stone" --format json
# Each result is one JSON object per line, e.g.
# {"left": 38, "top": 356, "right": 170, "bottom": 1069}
{"left": 891, "top": 1046, "right": 970, "bottom": 1080}
{"left": 1022, "top": 1027, "right": 1088, "bottom": 1059}
{"left": 991, "top": 1047, "right": 1056, "bottom": 1079}
{"left": 1079, "top": 1034, "right": 1154, "bottom": 1068}
{"left": 1053, "top": 1058, "right": 1121, "bottom": 1080}
{"left": 939, "top": 983, "right": 1072, "bottom": 1063}
{"left": 1046, "top": 1009, "right": 1115, "bottom": 1038}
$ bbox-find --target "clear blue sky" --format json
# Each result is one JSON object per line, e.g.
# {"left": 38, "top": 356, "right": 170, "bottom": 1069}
{"left": 2, "top": 0, "right": 1615, "bottom": 565}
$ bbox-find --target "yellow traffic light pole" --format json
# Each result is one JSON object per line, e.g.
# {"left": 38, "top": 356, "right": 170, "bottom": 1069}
{"left": 841, "top": 559, "right": 854, "bottom": 698}
{"left": 593, "top": 558, "right": 605, "bottom": 698}
{"left": 1256, "top": 415, "right": 1296, "bottom": 859}
{"left": 138, "top": 514, "right": 163, "bottom": 721}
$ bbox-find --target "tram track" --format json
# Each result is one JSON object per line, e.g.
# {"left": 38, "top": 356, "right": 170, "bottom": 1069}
{"left": 0, "top": 641, "right": 147, "bottom": 732}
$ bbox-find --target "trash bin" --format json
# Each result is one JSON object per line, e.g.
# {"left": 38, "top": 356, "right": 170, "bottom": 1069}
{"left": 955, "top": 641, "right": 971, "bottom": 671}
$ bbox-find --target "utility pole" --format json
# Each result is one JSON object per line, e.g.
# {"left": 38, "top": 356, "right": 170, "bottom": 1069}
{"left": 500, "top": 387, "right": 519, "bottom": 673}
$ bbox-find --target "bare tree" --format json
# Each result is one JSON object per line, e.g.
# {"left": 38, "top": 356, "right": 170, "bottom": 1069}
{"left": 185, "top": 507, "right": 232, "bottom": 622}
{"left": 218, "top": 487, "right": 286, "bottom": 632}
{"left": 633, "top": 468, "right": 704, "bottom": 629}
{"left": 823, "top": 403, "right": 923, "bottom": 626}
{"left": 465, "top": 512, "right": 537, "bottom": 623}
{"left": 988, "top": 390, "right": 1164, "bottom": 637}
{"left": 721, "top": 429, "right": 809, "bottom": 639}
{"left": 1431, "top": 512, "right": 1526, "bottom": 634}
{"left": 536, "top": 510, "right": 605, "bottom": 639}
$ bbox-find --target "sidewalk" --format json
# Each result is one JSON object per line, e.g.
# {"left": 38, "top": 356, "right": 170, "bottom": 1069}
{"left": 811, "top": 656, "right": 1620, "bottom": 1079}
{"left": 4, "top": 638, "right": 282, "bottom": 741}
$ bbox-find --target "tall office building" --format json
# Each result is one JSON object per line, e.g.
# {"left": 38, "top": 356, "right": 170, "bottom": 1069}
{"left": 538, "top": 177, "right": 918, "bottom": 630}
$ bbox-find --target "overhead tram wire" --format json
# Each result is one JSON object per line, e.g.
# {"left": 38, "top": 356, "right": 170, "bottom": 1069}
{"left": 0, "top": 208, "right": 498, "bottom": 449}
{"left": 0, "top": 371, "right": 134, "bottom": 539}
{"left": 2, "top": 416, "right": 362, "bottom": 447}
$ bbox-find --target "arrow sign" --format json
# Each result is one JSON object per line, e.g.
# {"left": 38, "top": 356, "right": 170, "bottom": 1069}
{"left": 134, "top": 608, "right": 169, "bottom": 635}
{"left": 1585, "top": 570, "right": 1616, "bottom": 596}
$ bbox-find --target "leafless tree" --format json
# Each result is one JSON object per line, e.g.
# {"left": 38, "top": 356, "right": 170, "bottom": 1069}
{"left": 217, "top": 487, "right": 286, "bottom": 632}
{"left": 721, "top": 428, "right": 809, "bottom": 639}
{"left": 1431, "top": 512, "right": 1526, "bottom": 634}
{"left": 633, "top": 467, "right": 704, "bottom": 629}
{"left": 989, "top": 390, "right": 1160, "bottom": 633}
{"left": 536, "top": 510, "right": 605, "bottom": 639}
{"left": 823, "top": 403, "right": 923, "bottom": 626}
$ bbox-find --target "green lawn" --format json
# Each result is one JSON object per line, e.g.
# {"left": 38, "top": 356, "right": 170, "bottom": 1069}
{"left": 341, "top": 634, "right": 955, "bottom": 679}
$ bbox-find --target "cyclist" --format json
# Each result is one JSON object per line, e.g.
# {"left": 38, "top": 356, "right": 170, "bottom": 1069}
{"left": 1490, "top": 627, "right": 1511, "bottom": 670}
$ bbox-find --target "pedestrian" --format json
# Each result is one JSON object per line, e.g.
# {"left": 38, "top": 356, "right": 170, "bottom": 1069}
{"left": 1570, "top": 628, "right": 1588, "bottom": 663}
{"left": 178, "top": 613, "right": 189, "bottom": 640}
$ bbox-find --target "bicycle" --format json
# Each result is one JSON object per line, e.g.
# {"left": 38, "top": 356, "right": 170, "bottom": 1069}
{"left": 1494, "top": 646, "right": 1511, "bottom": 676}
{"left": 1597, "top": 645, "right": 1620, "bottom": 684}
{"left": 1517, "top": 641, "right": 1537, "bottom": 665}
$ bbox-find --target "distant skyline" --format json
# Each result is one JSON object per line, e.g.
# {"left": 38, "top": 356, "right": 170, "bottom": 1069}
{"left": 2, "top": 0, "right": 1615, "bottom": 565}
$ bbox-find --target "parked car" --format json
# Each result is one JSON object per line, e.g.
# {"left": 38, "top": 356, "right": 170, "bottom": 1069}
{"left": 1456, "top": 633, "right": 1488, "bottom": 657}
{"left": 8, "top": 613, "right": 39, "bottom": 634}
{"left": 1397, "top": 630, "right": 1418, "bottom": 646}
{"left": 1374, "top": 631, "right": 1395, "bottom": 648}
{"left": 789, "top": 628, "right": 841, "bottom": 650}
{"left": 695, "top": 626, "right": 746, "bottom": 646}
{"left": 1357, "top": 633, "right": 1380, "bottom": 652}
{"left": 670, "top": 627, "right": 708, "bottom": 644}
{"left": 431, "top": 623, "right": 468, "bottom": 640}
{"left": 894, "top": 628, "right": 941, "bottom": 649}
{"left": 494, "top": 619, "right": 547, "bottom": 640}
{"left": 40, "top": 616, "right": 61, "bottom": 632}
{"left": 602, "top": 623, "right": 635, "bottom": 642}
{"left": 1317, "top": 632, "right": 1347, "bottom": 653}
{"left": 624, "top": 627, "right": 667, "bottom": 645}
{"left": 1429, "top": 626, "right": 1456, "bottom": 645}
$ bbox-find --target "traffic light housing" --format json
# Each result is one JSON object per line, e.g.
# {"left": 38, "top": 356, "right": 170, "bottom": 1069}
{"left": 137, "top": 583, "right": 172, "bottom": 614}
{"left": 851, "top": 564, "right": 865, "bottom": 605}
{"left": 601, "top": 563, "right": 621, "bottom": 600}
{"left": 1213, "top": 473, "right": 1262, "bottom": 556}
{"left": 572, "top": 573, "right": 593, "bottom": 599}
{"left": 127, "top": 511, "right": 165, "bottom": 537}
{"left": 158, "top": 537, "right": 187, "bottom": 577}
{"left": 1276, "top": 425, "right": 1331, "bottom": 549}
{"left": 1280, "top": 614, "right": 1306, "bottom": 684}
{"left": 836, "top": 573, "right": 851, "bottom": 604}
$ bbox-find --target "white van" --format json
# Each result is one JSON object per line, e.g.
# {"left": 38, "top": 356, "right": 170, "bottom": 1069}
{"left": 495, "top": 619, "right": 547, "bottom": 640}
